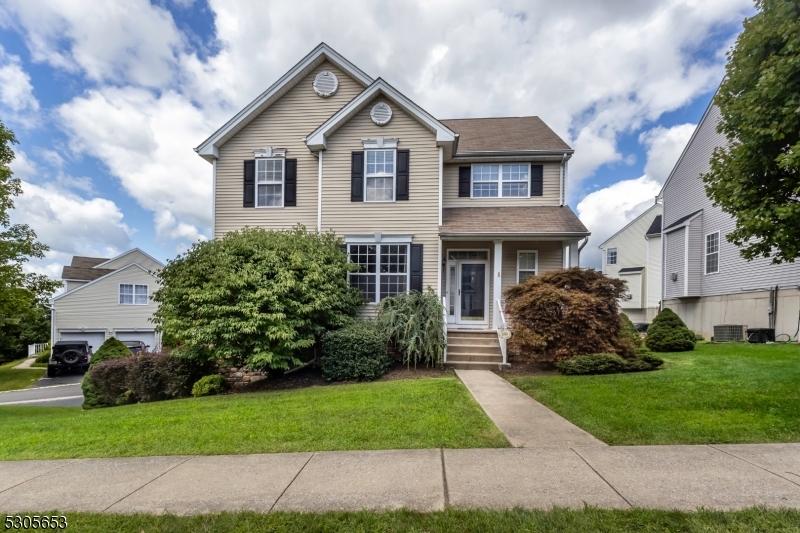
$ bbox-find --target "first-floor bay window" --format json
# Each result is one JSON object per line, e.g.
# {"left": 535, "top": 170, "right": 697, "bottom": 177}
{"left": 256, "top": 158, "right": 284, "bottom": 207}
{"left": 348, "top": 243, "right": 408, "bottom": 303}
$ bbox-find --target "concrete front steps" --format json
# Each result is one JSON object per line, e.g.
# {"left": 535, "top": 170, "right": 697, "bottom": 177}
{"left": 445, "top": 330, "right": 509, "bottom": 370}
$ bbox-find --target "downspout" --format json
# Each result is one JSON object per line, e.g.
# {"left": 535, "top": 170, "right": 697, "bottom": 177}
{"left": 317, "top": 151, "right": 323, "bottom": 231}
{"left": 577, "top": 236, "right": 589, "bottom": 267}
{"left": 438, "top": 147, "right": 443, "bottom": 226}
{"left": 211, "top": 159, "right": 217, "bottom": 238}
{"left": 559, "top": 153, "right": 567, "bottom": 206}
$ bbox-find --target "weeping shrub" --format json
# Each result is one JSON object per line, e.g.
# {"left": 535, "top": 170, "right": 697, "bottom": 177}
{"left": 376, "top": 288, "right": 445, "bottom": 367}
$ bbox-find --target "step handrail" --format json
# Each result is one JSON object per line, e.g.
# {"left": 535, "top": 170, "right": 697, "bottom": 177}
{"left": 496, "top": 299, "right": 508, "bottom": 365}
{"left": 442, "top": 295, "right": 447, "bottom": 363}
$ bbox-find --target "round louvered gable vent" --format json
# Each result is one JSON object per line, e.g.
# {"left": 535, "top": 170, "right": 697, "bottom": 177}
{"left": 370, "top": 102, "right": 392, "bottom": 125}
{"left": 313, "top": 71, "right": 338, "bottom": 97}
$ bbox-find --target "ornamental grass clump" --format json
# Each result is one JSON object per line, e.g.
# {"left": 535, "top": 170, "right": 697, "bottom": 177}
{"left": 376, "top": 288, "right": 445, "bottom": 368}
{"left": 645, "top": 308, "right": 696, "bottom": 352}
{"left": 504, "top": 267, "right": 633, "bottom": 362}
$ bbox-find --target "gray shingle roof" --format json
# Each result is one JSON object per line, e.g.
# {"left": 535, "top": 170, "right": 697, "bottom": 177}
{"left": 440, "top": 116, "right": 571, "bottom": 154}
{"left": 645, "top": 215, "right": 662, "bottom": 237}
{"left": 70, "top": 256, "right": 109, "bottom": 268}
{"left": 440, "top": 206, "right": 589, "bottom": 236}
{"left": 61, "top": 266, "right": 116, "bottom": 281}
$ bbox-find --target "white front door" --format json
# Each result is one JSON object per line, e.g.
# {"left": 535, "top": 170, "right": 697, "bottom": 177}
{"left": 446, "top": 258, "right": 490, "bottom": 327}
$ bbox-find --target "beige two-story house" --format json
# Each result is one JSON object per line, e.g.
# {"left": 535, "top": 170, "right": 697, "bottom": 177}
{"left": 195, "top": 44, "right": 589, "bottom": 368}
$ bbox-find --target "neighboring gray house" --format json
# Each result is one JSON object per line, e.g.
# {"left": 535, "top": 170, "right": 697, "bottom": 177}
{"left": 50, "top": 249, "right": 164, "bottom": 352}
{"left": 659, "top": 101, "right": 800, "bottom": 340}
{"left": 598, "top": 202, "right": 662, "bottom": 323}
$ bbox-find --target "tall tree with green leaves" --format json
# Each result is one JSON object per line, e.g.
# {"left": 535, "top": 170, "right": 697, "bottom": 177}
{"left": 702, "top": 0, "right": 800, "bottom": 263}
{"left": 0, "top": 120, "right": 61, "bottom": 361}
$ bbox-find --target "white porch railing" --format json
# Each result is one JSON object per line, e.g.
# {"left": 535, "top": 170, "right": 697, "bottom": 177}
{"left": 442, "top": 295, "right": 448, "bottom": 363}
{"left": 496, "top": 299, "right": 508, "bottom": 365}
{"left": 28, "top": 343, "right": 48, "bottom": 357}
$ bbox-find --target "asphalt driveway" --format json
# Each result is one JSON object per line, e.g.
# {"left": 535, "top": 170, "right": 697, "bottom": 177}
{"left": 0, "top": 372, "right": 84, "bottom": 407}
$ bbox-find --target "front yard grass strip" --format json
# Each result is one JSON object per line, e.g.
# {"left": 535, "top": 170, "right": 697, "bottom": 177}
{"left": 507, "top": 343, "right": 800, "bottom": 445}
{"left": 0, "top": 359, "right": 45, "bottom": 392}
{"left": 39, "top": 507, "right": 800, "bottom": 533}
{"left": 0, "top": 376, "right": 508, "bottom": 460}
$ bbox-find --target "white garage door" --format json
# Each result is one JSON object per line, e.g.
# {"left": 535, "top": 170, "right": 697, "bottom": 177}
{"left": 58, "top": 331, "right": 106, "bottom": 353}
{"left": 114, "top": 331, "right": 157, "bottom": 351}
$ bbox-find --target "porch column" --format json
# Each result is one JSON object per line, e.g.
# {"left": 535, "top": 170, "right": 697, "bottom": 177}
{"left": 493, "top": 240, "right": 503, "bottom": 329}
{"left": 566, "top": 239, "right": 580, "bottom": 267}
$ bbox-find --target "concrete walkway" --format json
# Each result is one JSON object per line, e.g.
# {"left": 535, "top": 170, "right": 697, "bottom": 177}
{"left": 455, "top": 369, "right": 605, "bottom": 447}
{"left": 12, "top": 358, "right": 36, "bottom": 369}
{"left": 1, "top": 444, "right": 800, "bottom": 514}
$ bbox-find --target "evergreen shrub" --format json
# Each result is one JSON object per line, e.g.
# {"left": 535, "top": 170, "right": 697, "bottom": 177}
{"left": 645, "top": 309, "right": 696, "bottom": 352}
{"left": 192, "top": 374, "right": 230, "bottom": 397}
{"left": 557, "top": 353, "right": 664, "bottom": 375}
{"left": 321, "top": 321, "right": 390, "bottom": 381}
{"left": 89, "top": 337, "right": 131, "bottom": 368}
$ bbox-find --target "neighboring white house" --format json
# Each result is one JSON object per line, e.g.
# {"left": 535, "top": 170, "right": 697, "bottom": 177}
{"left": 660, "top": 100, "right": 800, "bottom": 340}
{"left": 598, "top": 202, "right": 663, "bottom": 323}
{"left": 50, "top": 249, "right": 164, "bottom": 352}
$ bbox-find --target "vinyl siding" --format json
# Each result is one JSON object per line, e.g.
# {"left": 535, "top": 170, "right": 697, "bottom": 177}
{"left": 646, "top": 235, "right": 662, "bottom": 308}
{"left": 687, "top": 215, "right": 703, "bottom": 296}
{"left": 214, "top": 61, "right": 365, "bottom": 237}
{"left": 664, "top": 228, "right": 685, "bottom": 300}
{"left": 442, "top": 162, "right": 561, "bottom": 207}
{"left": 662, "top": 103, "right": 800, "bottom": 297}
{"left": 65, "top": 281, "right": 87, "bottom": 292}
{"left": 620, "top": 272, "right": 643, "bottom": 308}
{"left": 322, "top": 97, "right": 440, "bottom": 301}
{"left": 54, "top": 267, "right": 159, "bottom": 331}
{"left": 98, "top": 251, "right": 162, "bottom": 272}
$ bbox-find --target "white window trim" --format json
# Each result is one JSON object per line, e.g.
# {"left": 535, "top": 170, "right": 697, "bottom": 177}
{"left": 255, "top": 156, "right": 285, "bottom": 209}
{"left": 607, "top": 247, "right": 618, "bottom": 266}
{"left": 470, "top": 163, "right": 532, "bottom": 199}
{"left": 516, "top": 250, "right": 539, "bottom": 283}
{"left": 346, "top": 240, "right": 410, "bottom": 304}
{"left": 364, "top": 148, "right": 397, "bottom": 203}
{"left": 119, "top": 283, "right": 149, "bottom": 306}
{"left": 704, "top": 230, "right": 720, "bottom": 275}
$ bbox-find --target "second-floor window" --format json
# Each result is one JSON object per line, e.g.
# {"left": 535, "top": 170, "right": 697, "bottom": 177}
{"left": 607, "top": 248, "right": 617, "bottom": 265}
{"left": 705, "top": 231, "right": 720, "bottom": 274}
{"left": 472, "top": 164, "right": 530, "bottom": 198}
{"left": 120, "top": 284, "right": 148, "bottom": 305}
{"left": 365, "top": 149, "right": 395, "bottom": 202}
{"left": 257, "top": 158, "right": 284, "bottom": 207}
{"left": 348, "top": 243, "right": 408, "bottom": 303}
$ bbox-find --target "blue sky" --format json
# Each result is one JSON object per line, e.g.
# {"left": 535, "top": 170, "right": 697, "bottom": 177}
{"left": 0, "top": 0, "right": 754, "bottom": 276}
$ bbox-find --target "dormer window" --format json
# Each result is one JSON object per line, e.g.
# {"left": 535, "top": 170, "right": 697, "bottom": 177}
{"left": 365, "top": 149, "right": 395, "bottom": 202}
{"left": 472, "top": 164, "right": 530, "bottom": 198}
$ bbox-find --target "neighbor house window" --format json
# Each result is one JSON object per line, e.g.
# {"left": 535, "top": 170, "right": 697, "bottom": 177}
{"left": 517, "top": 251, "right": 538, "bottom": 283}
{"left": 472, "top": 164, "right": 530, "bottom": 198}
{"left": 256, "top": 158, "right": 283, "bottom": 207}
{"left": 348, "top": 243, "right": 408, "bottom": 303}
{"left": 607, "top": 248, "right": 617, "bottom": 265}
{"left": 365, "top": 149, "right": 395, "bottom": 202}
{"left": 705, "top": 231, "right": 720, "bottom": 274}
{"left": 119, "top": 284, "right": 148, "bottom": 305}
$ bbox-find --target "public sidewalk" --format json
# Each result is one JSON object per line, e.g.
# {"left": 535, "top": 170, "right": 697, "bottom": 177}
{"left": 1, "top": 444, "right": 800, "bottom": 514}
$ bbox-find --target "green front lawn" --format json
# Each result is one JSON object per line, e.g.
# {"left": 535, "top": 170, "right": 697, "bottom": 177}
{"left": 0, "top": 359, "right": 45, "bottom": 392}
{"left": 0, "top": 377, "right": 508, "bottom": 460}
{"left": 42, "top": 508, "right": 800, "bottom": 533}
{"left": 508, "top": 343, "right": 800, "bottom": 445}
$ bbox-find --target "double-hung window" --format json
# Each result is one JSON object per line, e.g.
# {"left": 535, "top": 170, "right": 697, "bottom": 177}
{"left": 607, "top": 248, "right": 617, "bottom": 265}
{"left": 348, "top": 243, "right": 408, "bottom": 303}
{"left": 120, "top": 284, "right": 148, "bottom": 305}
{"left": 705, "top": 231, "right": 720, "bottom": 274}
{"left": 517, "top": 251, "right": 538, "bottom": 283}
{"left": 472, "top": 164, "right": 530, "bottom": 198}
{"left": 256, "top": 158, "right": 284, "bottom": 207}
{"left": 365, "top": 149, "right": 395, "bottom": 202}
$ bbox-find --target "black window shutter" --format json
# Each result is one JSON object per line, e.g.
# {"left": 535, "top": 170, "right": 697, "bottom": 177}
{"left": 284, "top": 158, "right": 297, "bottom": 206}
{"left": 396, "top": 149, "right": 409, "bottom": 201}
{"left": 243, "top": 160, "right": 255, "bottom": 207}
{"left": 458, "top": 166, "right": 471, "bottom": 197}
{"left": 530, "top": 164, "right": 543, "bottom": 196}
{"left": 410, "top": 244, "right": 423, "bottom": 292}
{"left": 351, "top": 151, "right": 364, "bottom": 202}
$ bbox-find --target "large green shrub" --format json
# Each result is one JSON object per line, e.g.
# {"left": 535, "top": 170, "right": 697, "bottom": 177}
{"left": 152, "top": 226, "right": 363, "bottom": 371}
{"left": 620, "top": 313, "right": 643, "bottom": 350}
{"left": 321, "top": 321, "right": 390, "bottom": 381}
{"left": 192, "top": 374, "right": 230, "bottom": 397}
{"left": 375, "top": 288, "right": 445, "bottom": 367}
{"left": 89, "top": 337, "right": 131, "bottom": 368}
{"left": 645, "top": 309, "right": 696, "bottom": 352}
{"left": 557, "top": 353, "right": 664, "bottom": 375}
{"left": 34, "top": 344, "right": 50, "bottom": 365}
{"left": 504, "top": 268, "right": 631, "bottom": 361}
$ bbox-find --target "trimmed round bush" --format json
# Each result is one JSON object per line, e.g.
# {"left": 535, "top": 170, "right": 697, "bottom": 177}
{"left": 321, "top": 321, "right": 390, "bottom": 381}
{"left": 192, "top": 374, "right": 230, "bottom": 397}
{"left": 89, "top": 337, "right": 131, "bottom": 368}
{"left": 645, "top": 309, "right": 696, "bottom": 352}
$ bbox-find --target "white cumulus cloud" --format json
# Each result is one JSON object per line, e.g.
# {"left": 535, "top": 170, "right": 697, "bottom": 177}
{"left": 0, "top": 45, "right": 39, "bottom": 126}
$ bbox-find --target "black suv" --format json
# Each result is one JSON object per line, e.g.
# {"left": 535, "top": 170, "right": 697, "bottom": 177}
{"left": 48, "top": 341, "right": 92, "bottom": 377}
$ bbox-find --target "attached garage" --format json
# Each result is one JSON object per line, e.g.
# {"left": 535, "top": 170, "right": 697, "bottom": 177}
{"left": 114, "top": 330, "right": 158, "bottom": 351}
{"left": 57, "top": 331, "right": 106, "bottom": 353}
